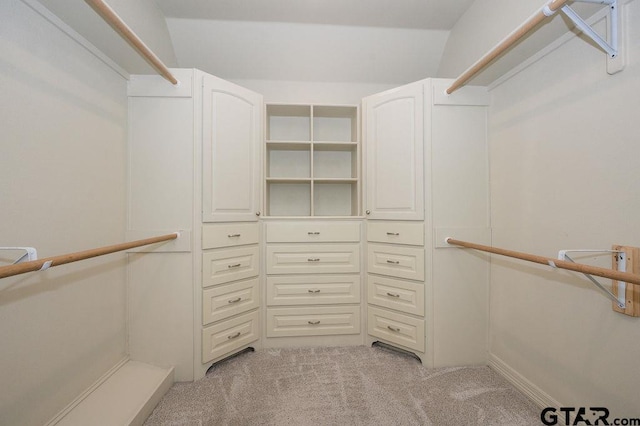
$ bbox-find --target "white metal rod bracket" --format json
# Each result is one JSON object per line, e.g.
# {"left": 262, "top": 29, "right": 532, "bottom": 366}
{"left": 0, "top": 247, "right": 38, "bottom": 264}
{"left": 559, "top": 251, "right": 625, "bottom": 307}
{"left": 615, "top": 252, "right": 627, "bottom": 309}
{"left": 560, "top": 2, "right": 617, "bottom": 57}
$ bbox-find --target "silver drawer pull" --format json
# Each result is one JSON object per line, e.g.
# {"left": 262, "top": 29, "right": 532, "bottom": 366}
{"left": 386, "top": 232, "right": 400, "bottom": 236}
{"left": 307, "top": 258, "right": 320, "bottom": 262}
{"left": 227, "top": 233, "right": 241, "bottom": 238}
{"left": 308, "top": 289, "right": 321, "bottom": 293}
{"left": 386, "top": 292, "right": 400, "bottom": 298}
{"left": 227, "top": 332, "right": 241, "bottom": 339}
{"left": 307, "top": 231, "right": 320, "bottom": 235}
{"left": 387, "top": 325, "right": 400, "bottom": 332}
{"left": 308, "top": 320, "right": 320, "bottom": 325}
{"left": 386, "top": 260, "right": 400, "bottom": 265}
{"left": 228, "top": 297, "right": 242, "bottom": 304}
{"left": 228, "top": 263, "right": 242, "bottom": 269}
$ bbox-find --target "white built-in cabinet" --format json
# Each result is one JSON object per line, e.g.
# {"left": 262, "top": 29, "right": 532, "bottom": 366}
{"left": 201, "top": 223, "right": 260, "bottom": 365}
{"left": 265, "top": 104, "right": 360, "bottom": 217}
{"left": 127, "top": 69, "right": 263, "bottom": 382}
{"left": 362, "top": 79, "right": 490, "bottom": 367}
{"left": 127, "top": 72, "right": 489, "bottom": 382}
{"left": 200, "top": 75, "right": 263, "bottom": 372}
{"left": 263, "top": 220, "right": 362, "bottom": 344}
{"left": 262, "top": 105, "right": 364, "bottom": 349}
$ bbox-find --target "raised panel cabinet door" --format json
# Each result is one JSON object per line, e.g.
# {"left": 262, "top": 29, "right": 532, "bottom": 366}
{"left": 364, "top": 81, "right": 424, "bottom": 220}
{"left": 203, "top": 75, "right": 263, "bottom": 222}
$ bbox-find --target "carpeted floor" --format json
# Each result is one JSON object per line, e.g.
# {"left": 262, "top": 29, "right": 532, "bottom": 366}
{"left": 144, "top": 346, "right": 543, "bottom": 425}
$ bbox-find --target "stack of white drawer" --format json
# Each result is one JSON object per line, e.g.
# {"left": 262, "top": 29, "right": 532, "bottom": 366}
{"left": 265, "top": 221, "right": 361, "bottom": 338}
{"left": 201, "top": 223, "right": 261, "bottom": 364}
{"left": 366, "top": 221, "right": 426, "bottom": 356}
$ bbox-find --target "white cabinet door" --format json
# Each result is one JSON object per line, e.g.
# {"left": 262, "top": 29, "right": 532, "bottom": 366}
{"left": 363, "top": 81, "right": 424, "bottom": 220}
{"left": 202, "top": 75, "right": 262, "bottom": 222}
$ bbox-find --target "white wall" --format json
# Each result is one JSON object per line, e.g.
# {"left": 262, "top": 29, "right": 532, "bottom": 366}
{"left": 442, "top": 0, "right": 640, "bottom": 416}
{"left": 167, "top": 18, "right": 449, "bottom": 86}
{"left": 0, "top": 1, "right": 128, "bottom": 425}
{"left": 231, "top": 79, "right": 398, "bottom": 105}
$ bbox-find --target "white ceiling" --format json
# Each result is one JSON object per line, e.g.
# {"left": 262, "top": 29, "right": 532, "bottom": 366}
{"left": 33, "top": 0, "right": 476, "bottom": 84}
{"left": 33, "top": 0, "right": 603, "bottom": 86}
{"left": 157, "top": 0, "right": 474, "bottom": 84}
{"left": 154, "top": 0, "right": 476, "bottom": 30}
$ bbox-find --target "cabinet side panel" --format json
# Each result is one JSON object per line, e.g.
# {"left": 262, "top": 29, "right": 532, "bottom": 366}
{"left": 431, "top": 106, "right": 489, "bottom": 228}
{"left": 128, "top": 253, "right": 195, "bottom": 381}
{"left": 129, "top": 98, "right": 194, "bottom": 231}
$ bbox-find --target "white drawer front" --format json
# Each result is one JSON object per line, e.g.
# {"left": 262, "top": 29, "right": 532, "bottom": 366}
{"left": 367, "top": 244, "right": 424, "bottom": 281}
{"left": 203, "top": 278, "right": 260, "bottom": 325}
{"left": 266, "top": 221, "right": 361, "bottom": 243}
{"left": 266, "top": 275, "right": 360, "bottom": 306}
{"left": 367, "top": 221, "right": 424, "bottom": 246}
{"left": 203, "top": 246, "right": 260, "bottom": 287}
{"left": 367, "top": 306, "right": 425, "bottom": 352}
{"left": 202, "top": 222, "right": 259, "bottom": 249}
{"left": 202, "top": 310, "right": 259, "bottom": 364}
{"left": 266, "top": 244, "right": 360, "bottom": 275}
{"left": 367, "top": 275, "right": 424, "bottom": 316}
{"left": 266, "top": 306, "right": 360, "bottom": 337}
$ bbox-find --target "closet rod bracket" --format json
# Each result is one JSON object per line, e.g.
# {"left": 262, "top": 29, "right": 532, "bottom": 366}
{"left": 562, "top": 0, "right": 624, "bottom": 73}
{"left": 557, "top": 249, "right": 625, "bottom": 308}
{"left": 0, "top": 247, "right": 38, "bottom": 264}
{"left": 558, "top": 247, "right": 640, "bottom": 316}
{"left": 610, "top": 245, "right": 640, "bottom": 317}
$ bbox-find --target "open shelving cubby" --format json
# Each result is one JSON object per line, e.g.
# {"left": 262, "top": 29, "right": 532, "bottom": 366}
{"left": 265, "top": 104, "right": 360, "bottom": 217}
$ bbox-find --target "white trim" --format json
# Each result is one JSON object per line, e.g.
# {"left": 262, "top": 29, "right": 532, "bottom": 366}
{"left": 20, "top": 0, "right": 129, "bottom": 80}
{"left": 45, "top": 357, "right": 130, "bottom": 426}
{"left": 488, "top": 4, "right": 613, "bottom": 92}
{"left": 488, "top": 353, "right": 562, "bottom": 410}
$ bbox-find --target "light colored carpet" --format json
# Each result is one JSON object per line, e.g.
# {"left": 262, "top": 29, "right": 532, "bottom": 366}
{"left": 144, "top": 346, "right": 543, "bottom": 425}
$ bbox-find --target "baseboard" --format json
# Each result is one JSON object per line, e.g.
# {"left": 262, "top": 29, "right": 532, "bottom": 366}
{"left": 45, "top": 357, "right": 130, "bottom": 426}
{"left": 46, "top": 359, "right": 173, "bottom": 426}
{"left": 488, "top": 353, "right": 563, "bottom": 410}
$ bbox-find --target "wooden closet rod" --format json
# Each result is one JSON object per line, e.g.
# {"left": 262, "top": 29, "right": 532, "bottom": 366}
{"left": 446, "top": 0, "right": 570, "bottom": 94}
{"left": 0, "top": 233, "right": 179, "bottom": 280}
{"left": 85, "top": 0, "right": 179, "bottom": 85}
{"left": 445, "top": 238, "right": 640, "bottom": 285}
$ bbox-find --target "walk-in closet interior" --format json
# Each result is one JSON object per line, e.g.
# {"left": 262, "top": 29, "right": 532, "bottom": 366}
{"left": 1, "top": 0, "right": 639, "bottom": 424}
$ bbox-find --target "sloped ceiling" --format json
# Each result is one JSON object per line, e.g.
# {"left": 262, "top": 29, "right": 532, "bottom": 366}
{"left": 32, "top": 0, "right": 474, "bottom": 84}
{"left": 35, "top": 0, "right": 177, "bottom": 74}
{"left": 30, "top": 0, "right": 607, "bottom": 86}
{"left": 154, "top": 0, "right": 477, "bottom": 84}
